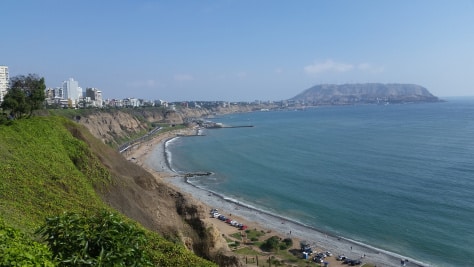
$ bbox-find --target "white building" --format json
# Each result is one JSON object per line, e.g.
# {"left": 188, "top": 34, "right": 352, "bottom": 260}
{"left": 0, "top": 66, "right": 9, "bottom": 103}
{"left": 62, "top": 78, "right": 80, "bottom": 101}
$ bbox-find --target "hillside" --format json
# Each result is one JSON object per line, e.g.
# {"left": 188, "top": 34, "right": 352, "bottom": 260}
{"left": 51, "top": 103, "right": 275, "bottom": 148}
{"left": 0, "top": 116, "right": 223, "bottom": 266}
{"left": 290, "top": 83, "right": 440, "bottom": 105}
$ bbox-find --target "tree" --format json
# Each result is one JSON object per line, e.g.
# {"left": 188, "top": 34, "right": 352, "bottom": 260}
{"left": 1, "top": 74, "right": 45, "bottom": 119}
{"left": 260, "top": 236, "right": 281, "bottom": 252}
{"left": 1, "top": 88, "right": 27, "bottom": 119}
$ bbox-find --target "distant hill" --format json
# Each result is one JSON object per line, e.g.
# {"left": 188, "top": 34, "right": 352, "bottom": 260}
{"left": 289, "top": 83, "right": 440, "bottom": 105}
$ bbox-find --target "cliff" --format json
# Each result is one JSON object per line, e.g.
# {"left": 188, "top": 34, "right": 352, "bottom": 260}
{"left": 76, "top": 104, "right": 272, "bottom": 147}
{"left": 290, "top": 83, "right": 440, "bottom": 105}
{"left": 0, "top": 116, "right": 219, "bottom": 266}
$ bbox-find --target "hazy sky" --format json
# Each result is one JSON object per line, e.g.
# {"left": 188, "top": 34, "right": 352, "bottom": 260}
{"left": 2, "top": 0, "right": 473, "bottom": 101}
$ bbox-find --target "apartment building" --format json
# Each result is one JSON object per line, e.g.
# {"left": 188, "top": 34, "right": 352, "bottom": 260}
{"left": 0, "top": 66, "right": 9, "bottom": 103}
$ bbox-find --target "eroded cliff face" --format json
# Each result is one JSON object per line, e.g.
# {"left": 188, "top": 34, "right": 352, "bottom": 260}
{"left": 77, "top": 108, "right": 192, "bottom": 146}
{"left": 76, "top": 105, "right": 268, "bottom": 147}
{"left": 79, "top": 111, "right": 148, "bottom": 145}
{"left": 74, "top": 106, "right": 248, "bottom": 266}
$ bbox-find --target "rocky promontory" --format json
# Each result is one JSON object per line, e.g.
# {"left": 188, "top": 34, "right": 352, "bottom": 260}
{"left": 290, "top": 83, "right": 440, "bottom": 105}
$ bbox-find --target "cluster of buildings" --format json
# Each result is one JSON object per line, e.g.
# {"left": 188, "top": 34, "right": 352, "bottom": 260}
{"left": 1, "top": 65, "right": 284, "bottom": 111}
{"left": 0, "top": 65, "right": 172, "bottom": 109}
{"left": 44, "top": 78, "right": 103, "bottom": 108}
{"left": 0, "top": 66, "right": 105, "bottom": 108}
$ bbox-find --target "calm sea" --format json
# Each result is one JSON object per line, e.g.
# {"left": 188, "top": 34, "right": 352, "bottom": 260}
{"left": 167, "top": 98, "right": 474, "bottom": 266}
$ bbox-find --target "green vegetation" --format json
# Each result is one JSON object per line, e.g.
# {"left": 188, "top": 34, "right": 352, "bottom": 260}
{"left": 245, "top": 228, "right": 265, "bottom": 241}
{"left": 0, "top": 116, "right": 107, "bottom": 231}
{"left": 0, "top": 218, "right": 55, "bottom": 266}
{"left": 36, "top": 210, "right": 150, "bottom": 266}
{"left": 0, "top": 74, "right": 45, "bottom": 120}
{"left": 230, "top": 232, "right": 243, "bottom": 241}
{"left": 260, "top": 236, "right": 282, "bottom": 252}
{"left": 0, "top": 116, "right": 215, "bottom": 266}
{"left": 229, "top": 229, "right": 310, "bottom": 266}
{"left": 233, "top": 247, "right": 261, "bottom": 256}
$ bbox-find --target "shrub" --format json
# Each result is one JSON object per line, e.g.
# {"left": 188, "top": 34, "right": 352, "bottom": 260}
{"left": 281, "top": 238, "right": 293, "bottom": 249}
{"left": 36, "top": 210, "right": 151, "bottom": 266}
{"left": 0, "top": 219, "right": 56, "bottom": 267}
{"left": 260, "top": 236, "right": 281, "bottom": 252}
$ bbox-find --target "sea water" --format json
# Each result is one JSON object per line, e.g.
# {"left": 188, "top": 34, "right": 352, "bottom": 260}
{"left": 167, "top": 98, "right": 474, "bottom": 266}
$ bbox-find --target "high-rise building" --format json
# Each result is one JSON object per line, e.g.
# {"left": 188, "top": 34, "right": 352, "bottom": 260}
{"left": 0, "top": 66, "right": 9, "bottom": 103}
{"left": 53, "top": 87, "right": 64, "bottom": 99}
{"left": 85, "top": 87, "right": 103, "bottom": 108}
{"left": 62, "top": 78, "right": 80, "bottom": 101}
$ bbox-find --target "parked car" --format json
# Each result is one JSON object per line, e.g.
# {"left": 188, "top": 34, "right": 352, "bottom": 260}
{"left": 337, "top": 255, "right": 347, "bottom": 261}
{"left": 312, "top": 256, "right": 323, "bottom": 263}
{"left": 343, "top": 258, "right": 353, "bottom": 264}
{"left": 349, "top": 259, "right": 362, "bottom": 266}
{"left": 316, "top": 252, "right": 326, "bottom": 259}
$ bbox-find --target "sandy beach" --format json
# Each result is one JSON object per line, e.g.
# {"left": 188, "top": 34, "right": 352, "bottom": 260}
{"left": 128, "top": 128, "right": 428, "bottom": 267}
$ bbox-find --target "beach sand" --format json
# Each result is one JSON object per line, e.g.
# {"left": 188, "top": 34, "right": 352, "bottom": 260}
{"left": 128, "top": 128, "right": 428, "bottom": 267}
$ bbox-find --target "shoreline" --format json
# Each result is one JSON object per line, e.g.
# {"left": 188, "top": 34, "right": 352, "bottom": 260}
{"left": 131, "top": 129, "right": 430, "bottom": 267}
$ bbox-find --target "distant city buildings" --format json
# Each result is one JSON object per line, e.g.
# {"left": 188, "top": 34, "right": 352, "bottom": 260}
{"left": 0, "top": 66, "right": 9, "bottom": 103}
{"left": 2, "top": 67, "right": 278, "bottom": 110}
{"left": 84, "top": 88, "right": 103, "bottom": 108}
{"left": 44, "top": 78, "right": 101, "bottom": 108}
{"left": 62, "top": 78, "right": 82, "bottom": 103}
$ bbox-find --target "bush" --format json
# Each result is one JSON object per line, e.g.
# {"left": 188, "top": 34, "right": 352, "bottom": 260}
{"left": 36, "top": 210, "right": 151, "bottom": 266}
{"left": 280, "top": 238, "right": 293, "bottom": 249}
{"left": 0, "top": 219, "right": 56, "bottom": 267}
{"left": 260, "top": 236, "right": 281, "bottom": 252}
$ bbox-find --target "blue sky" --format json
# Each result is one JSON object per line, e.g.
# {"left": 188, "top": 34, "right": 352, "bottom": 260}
{"left": 2, "top": 0, "right": 473, "bottom": 101}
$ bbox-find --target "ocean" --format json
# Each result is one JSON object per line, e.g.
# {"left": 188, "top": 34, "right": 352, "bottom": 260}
{"left": 166, "top": 98, "right": 474, "bottom": 266}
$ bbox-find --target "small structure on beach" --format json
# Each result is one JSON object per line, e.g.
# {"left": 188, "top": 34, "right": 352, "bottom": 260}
{"left": 300, "top": 240, "right": 315, "bottom": 259}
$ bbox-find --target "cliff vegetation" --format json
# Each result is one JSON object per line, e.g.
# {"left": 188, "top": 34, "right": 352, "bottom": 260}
{"left": 0, "top": 116, "right": 217, "bottom": 266}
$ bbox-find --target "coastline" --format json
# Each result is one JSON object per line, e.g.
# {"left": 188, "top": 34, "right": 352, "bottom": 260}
{"left": 130, "top": 128, "right": 429, "bottom": 267}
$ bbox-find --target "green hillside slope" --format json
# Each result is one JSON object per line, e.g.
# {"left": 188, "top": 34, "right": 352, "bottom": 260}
{"left": 0, "top": 116, "right": 215, "bottom": 266}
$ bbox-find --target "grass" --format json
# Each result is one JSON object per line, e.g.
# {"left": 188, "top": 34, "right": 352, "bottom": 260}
{"left": 234, "top": 247, "right": 262, "bottom": 256}
{"left": 230, "top": 232, "right": 243, "bottom": 240}
{"left": 0, "top": 116, "right": 215, "bottom": 266}
{"left": 0, "top": 116, "right": 107, "bottom": 231}
{"left": 226, "top": 228, "right": 316, "bottom": 267}
{"left": 245, "top": 228, "right": 266, "bottom": 240}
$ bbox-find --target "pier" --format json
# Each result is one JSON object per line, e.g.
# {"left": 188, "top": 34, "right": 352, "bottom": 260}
{"left": 184, "top": 171, "right": 213, "bottom": 178}
{"left": 206, "top": 125, "right": 254, "bottom": 129}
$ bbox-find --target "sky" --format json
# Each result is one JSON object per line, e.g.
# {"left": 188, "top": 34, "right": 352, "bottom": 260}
{"left": 2, "top": 0, "right": 473, "bottom": 102}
